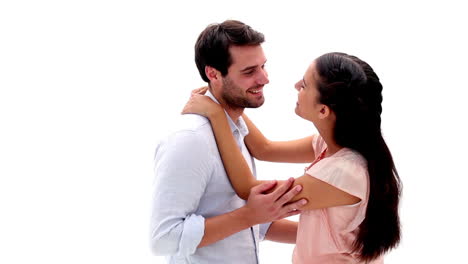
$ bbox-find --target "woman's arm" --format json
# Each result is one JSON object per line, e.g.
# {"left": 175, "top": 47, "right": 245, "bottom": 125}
{"left": 209, "top": 112, "right": 358, "bottom": 208}
{"left": 207, "top": 110, "right": 263, "bottom": 199}
{"left": 264, "top": 219, "right": 298, "bottom": 244}
{"left": 209, "top": 114, "right": 358, "bottom": 208}
{"left": 242, "top": 114, "right": 316, "bottom": 163}
{"left": 181, "top": 90, "right": 265, "bottom": 199}
{"left": 181, "top": 88, "right": 302, "bottom": 200}
{"left": 289, "top": 173, "right": 361, "bottom": 210}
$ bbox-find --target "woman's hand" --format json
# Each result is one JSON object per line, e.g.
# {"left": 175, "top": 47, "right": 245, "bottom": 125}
{"left": 182, "top": 86, "right": 223, "bottom": 118}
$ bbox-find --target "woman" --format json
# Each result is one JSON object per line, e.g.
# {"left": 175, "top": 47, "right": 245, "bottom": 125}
{"left": 183, "top": 52, "right": 401, "bottom": 263}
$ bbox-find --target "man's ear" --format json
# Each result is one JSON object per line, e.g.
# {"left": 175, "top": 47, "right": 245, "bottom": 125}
{"left": 205, "top": 66, "right": 221, "bottom": 82}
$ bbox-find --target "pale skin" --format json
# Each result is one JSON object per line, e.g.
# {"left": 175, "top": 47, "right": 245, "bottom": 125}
{"left": 193, "top": 45, "right": 307, "bottom": 247}
{"left": 183, "top": 61, "right": 361, "bottom": 212}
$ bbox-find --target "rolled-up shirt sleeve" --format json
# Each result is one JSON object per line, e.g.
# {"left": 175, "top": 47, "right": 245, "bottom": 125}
{"left": 150, "top": 130, "right": 213, "bottom": 256}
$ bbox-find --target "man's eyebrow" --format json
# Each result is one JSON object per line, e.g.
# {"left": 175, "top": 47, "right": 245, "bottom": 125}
{"left": 240, "top": 65, "right": 257, "bottom": 72}
{"left": 240, "top": 60, "right": 267, "bottom": 72}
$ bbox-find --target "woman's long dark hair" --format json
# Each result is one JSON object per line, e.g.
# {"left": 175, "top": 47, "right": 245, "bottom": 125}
{"left": 315, "top": 52, "right": 401, "bottom": 261}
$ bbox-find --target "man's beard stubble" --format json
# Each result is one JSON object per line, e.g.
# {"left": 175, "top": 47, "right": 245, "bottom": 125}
{"left": 221, "top": 77, "right": 264, "bottom": 109}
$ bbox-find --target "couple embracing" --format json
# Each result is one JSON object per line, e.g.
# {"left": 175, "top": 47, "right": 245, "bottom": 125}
{"left": 151, "top": 20, "right": 401, "bottom": 264}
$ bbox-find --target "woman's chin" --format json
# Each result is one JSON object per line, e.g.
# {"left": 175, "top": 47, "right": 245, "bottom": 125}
{"left": 295, "top": 109, "right": 311, "bottom": 122}
{"left": 294, "top": 107, "right": 301, "bottom": 117}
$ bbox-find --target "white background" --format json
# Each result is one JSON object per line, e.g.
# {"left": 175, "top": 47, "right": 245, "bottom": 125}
{"left": 1, "top": 0, "right": 467, "bottom": 263}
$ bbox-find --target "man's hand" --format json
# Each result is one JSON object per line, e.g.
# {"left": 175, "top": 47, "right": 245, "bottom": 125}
{"left": 198, "top": 178, "right": 304, "bottom": 249}
{"left": 244, "top": 178, "right": 307, "bottom": 225}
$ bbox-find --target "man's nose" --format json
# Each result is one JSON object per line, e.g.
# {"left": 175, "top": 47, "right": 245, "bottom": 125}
{"left": 257, "top": 69, "right": 269, "bottom": 85}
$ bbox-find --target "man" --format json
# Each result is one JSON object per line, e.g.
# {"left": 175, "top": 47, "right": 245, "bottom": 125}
{"left": 150, "top": 20, "right": 306, "bottom": 263}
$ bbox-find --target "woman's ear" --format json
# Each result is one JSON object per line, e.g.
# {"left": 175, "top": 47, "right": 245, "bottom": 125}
{"left": 318, "top": 105, "right": 332, "bottom": 119}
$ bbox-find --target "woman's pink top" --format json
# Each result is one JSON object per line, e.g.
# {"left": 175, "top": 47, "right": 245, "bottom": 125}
{"left": 292, "top": 135, "right": 383, "bottom": 263}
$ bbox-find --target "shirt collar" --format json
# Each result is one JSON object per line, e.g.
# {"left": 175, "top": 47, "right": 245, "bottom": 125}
{"left": 205, "top": 90, "right": 249, "bottom": 137}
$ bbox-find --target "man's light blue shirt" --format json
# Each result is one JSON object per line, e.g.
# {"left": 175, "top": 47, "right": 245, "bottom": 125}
{"left": 150, "top": 92, "right": 271, "bottom": 263}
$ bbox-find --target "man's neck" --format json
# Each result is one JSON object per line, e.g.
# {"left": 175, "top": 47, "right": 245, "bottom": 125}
{"left": 220, "top": 104, "right": 244, "bottom": 123}
{"left": 207, "top": 89, "right": 244, "bottom": 123}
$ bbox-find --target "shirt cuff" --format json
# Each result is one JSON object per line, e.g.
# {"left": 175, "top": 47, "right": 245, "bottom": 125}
{"left": 178, "top": 214, "right": 205, "bottom": 256}
{"left": 259, "top": 222, "right": 272, "bottom": 241}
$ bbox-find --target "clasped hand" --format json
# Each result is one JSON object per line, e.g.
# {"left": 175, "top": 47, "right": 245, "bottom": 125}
{"left": 244, "top": 178, "right": 306, "bottom": 225}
